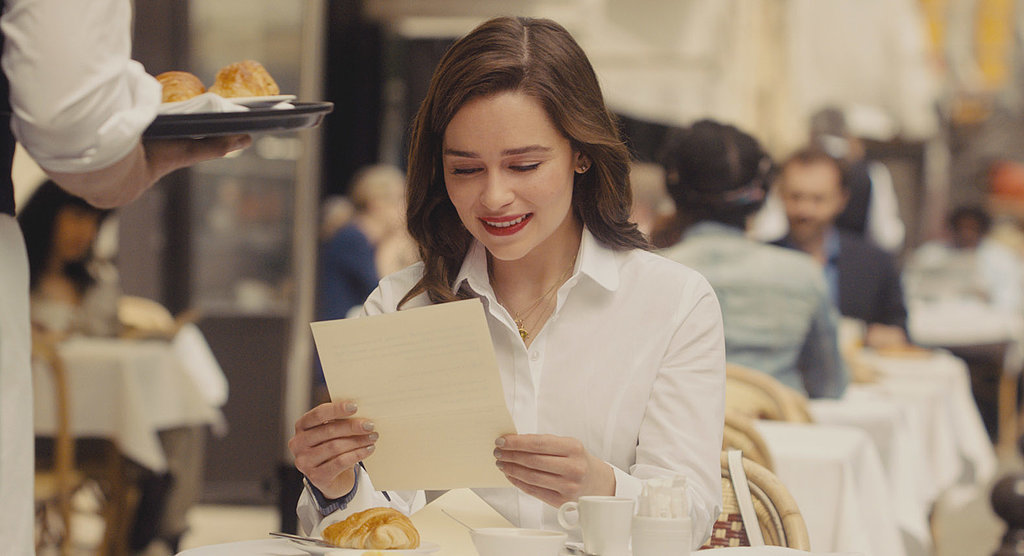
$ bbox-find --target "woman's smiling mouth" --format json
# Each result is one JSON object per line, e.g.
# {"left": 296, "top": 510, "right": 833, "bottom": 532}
{"left": 481, "top": 214, "right": 532, "bottom": 235}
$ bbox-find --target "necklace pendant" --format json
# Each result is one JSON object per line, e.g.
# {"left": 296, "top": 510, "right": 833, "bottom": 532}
{"left": 514, "top": 317, "right": 529, "bottom": 341}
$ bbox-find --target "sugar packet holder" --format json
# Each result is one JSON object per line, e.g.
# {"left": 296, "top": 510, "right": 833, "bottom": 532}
{"left": 632, "top": 476, "right": 692, "bottom": 555}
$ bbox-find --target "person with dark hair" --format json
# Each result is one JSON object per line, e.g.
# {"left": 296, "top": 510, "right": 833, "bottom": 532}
{"left": 905, "top": 205, "right": 1022, "bottom": 315}
{"left": 290, "top": 16, "right": 725, "bottom": 546}
{"left": 750, "top": 107, "right": 906, "bottom": 254}
{"left": 658, "top": 120, "right": 847, "bottom": 398}
{"left": 773, "top": 147, "right": 909, "bottom": 350}
{"left": 18, "top": 180, "right": 119, "bottom": 336}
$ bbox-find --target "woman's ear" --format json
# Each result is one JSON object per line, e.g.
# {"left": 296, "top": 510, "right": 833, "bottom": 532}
{"left": 574, "top": 153, "right": 591, "bottom": 174}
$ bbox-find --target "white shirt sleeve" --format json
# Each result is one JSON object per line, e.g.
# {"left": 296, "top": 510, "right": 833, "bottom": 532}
{"left": 0, "top": 0, "right": 160, "bottom": 174}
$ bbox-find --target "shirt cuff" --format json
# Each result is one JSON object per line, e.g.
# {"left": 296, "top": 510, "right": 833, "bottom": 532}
{"left": 304, "top": 465, "right": 360, "bottom": 517}
{"left": 611, "top": 464, "right": 644, "bottom": 501}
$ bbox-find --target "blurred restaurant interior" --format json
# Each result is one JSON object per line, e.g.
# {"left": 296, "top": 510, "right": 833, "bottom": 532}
{"left": 17, "top": 0, "right": 1024, "bottom": 555}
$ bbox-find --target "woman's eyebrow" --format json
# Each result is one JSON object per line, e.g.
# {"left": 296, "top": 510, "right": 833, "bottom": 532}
{"left": 442, "top": 148, "right": 477, "bottom": 158}
{"left": 502, "top": 145, "right": 551, "bottom": 156}
{"left": 442, "top": 145, "right": 552, "bottom": 158}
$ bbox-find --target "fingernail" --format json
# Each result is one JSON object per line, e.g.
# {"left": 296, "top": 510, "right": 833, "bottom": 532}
{"left": 344, "top": 402, "right": 358, "bottom": 413}
{"left": 493, "top": 448, "right": 502, "bottom": 459}
{"left": 368, "top": 432, "right": 379, "bottom": 442}
{"left": 366, "top": 444, "right": 375, "bottom": 453}
{"left": 495, "top": 437, "right": 506, "bottom": 447}
{"left": 495, "top": 461, "right": 504, "bottom": 470}
{"left": 362, "top": 421, "right": 375, "bottom": 432}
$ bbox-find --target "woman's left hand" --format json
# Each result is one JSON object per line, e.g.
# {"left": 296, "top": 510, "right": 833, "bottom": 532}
{"left": 493, "top": 434, "right": 615, "bottom": 507}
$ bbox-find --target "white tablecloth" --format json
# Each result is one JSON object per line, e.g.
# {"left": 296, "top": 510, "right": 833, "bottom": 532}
{"left": 177, "top": 538, "right": 861, "bottom": 556}
{"left": 855, "top": 349, "right": 997, "bottom": 500}
{"left": 753, "top": 421, "right": 904, "bottom": 556}
{"left": 908, "top": 299, "right": 1024, "bottom": 375}
{"left": 33, "top": 325, "right": 226, "bottom": 472}
{"left": 806, "top": 349, "right": 996, "bottom": 556}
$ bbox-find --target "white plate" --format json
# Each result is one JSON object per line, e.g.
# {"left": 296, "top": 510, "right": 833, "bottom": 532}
{"left": 226, "top": 94, "right": 297, "bottom": 108}
{"left": 285, "top": 539, "right": 440, "bottom": 555}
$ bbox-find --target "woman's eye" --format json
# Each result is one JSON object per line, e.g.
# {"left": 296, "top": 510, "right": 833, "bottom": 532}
{"left": 451, "top": 167, "right": 481, "bottom": 176}
{"left": 510, "top": 163, "right": 541, "bottom": 172}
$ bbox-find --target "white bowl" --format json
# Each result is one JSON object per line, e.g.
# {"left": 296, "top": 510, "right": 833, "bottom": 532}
{"left": 469, "top": 527, "right": 568, "bottom": 556}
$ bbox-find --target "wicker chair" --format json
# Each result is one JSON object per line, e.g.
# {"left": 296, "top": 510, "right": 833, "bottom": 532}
{"left": 722, "top": 410, "right": 773, "bottom": 470}
{"left": 725, "top": 363, "right": 813, "bottom": 423}
{"left": 33, "top": 333, "right": 138, "bottom": 555}
{"left": 33, "top": 332, "right": 85, "bottom": 555}
{"left": 701, "top": 451, "right": 810, "bottom": 550}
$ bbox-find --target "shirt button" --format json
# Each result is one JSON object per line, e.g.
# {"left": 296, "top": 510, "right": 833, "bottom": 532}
{"left": 530, "top": 351, "right": 540, "bottom": 361}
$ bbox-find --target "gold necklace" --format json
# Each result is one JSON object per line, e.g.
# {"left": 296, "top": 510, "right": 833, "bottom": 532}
{"left": 494, "top": 256, "right": 577, "bottom": 341}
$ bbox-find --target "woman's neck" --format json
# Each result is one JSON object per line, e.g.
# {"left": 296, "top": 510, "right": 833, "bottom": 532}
{"left": 488, "top": 220, "right": 582, "bottom": 302}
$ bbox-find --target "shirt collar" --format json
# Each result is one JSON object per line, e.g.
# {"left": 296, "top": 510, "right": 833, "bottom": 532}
{"left": 451, "top": 227, "right": 621, "bottom": 297}
{"left": 825, "top": 227, "right": 841, "bottom": 264}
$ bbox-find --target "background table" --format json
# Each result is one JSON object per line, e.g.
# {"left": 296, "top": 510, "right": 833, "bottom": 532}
{"left": 907, "top": 299, "right": 1024, "bottom": 453}
{"left": 806, "top": 348, "right": 996, "bottom": 556}
{"left": 855, "top": 348, "right": 997, "bottom": 503}
{"left": 33, "top": 324, "right": 227, "bottom": 472}
{"left": 754, "top": 420, "right": 904, "bottom": 556}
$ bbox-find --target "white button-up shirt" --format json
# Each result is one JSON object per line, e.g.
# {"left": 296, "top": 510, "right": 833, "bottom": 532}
{"left": 299, "top": 229, "right": 725, "bottom": 548}
{"left": 1, "top": 0, "right": 161, "bottom": 173}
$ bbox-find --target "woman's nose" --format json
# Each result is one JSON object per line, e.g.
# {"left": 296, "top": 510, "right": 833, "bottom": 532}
{"left": 480, "top": 173, "right": 514, "bottom": 210}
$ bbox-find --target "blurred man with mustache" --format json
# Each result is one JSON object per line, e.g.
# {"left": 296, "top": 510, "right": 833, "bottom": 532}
{"left": 774, "top": 148, "right": 909, "bottom": 350}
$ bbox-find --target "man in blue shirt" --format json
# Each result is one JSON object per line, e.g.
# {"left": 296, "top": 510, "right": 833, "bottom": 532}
{"left": 773, "top": 147, "right": 909, "bottom": 350}
{"left": 658, "top": 120, "right": 848, "bottom": 398}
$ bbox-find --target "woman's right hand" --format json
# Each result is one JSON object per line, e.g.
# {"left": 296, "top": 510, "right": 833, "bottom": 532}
{"left": 289, "top": 400, "right": 378, "bottom": 499}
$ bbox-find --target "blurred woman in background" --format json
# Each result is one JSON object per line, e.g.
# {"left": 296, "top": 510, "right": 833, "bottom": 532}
{"left": 18, "top": 180, "right": 119, "bottom": 337}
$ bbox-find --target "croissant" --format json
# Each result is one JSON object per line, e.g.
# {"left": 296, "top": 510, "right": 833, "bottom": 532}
{"left": 322, "top": 507, "right": 421, "bottom": 550}
{"left": 208, "top": 60, "right": 280, "bottom": 98}
{"left": 156, "top": 71, "right": 205, "bottom": 103}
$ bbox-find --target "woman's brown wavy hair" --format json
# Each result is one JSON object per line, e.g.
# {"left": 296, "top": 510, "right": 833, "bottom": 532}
{"left": 400, "top": 16, "right": 647, "bottom": 307}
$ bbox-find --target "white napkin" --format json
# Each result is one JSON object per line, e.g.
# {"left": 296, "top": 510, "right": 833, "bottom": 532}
{"left": 157, "top": 92, "right": 249, "bottom": 115}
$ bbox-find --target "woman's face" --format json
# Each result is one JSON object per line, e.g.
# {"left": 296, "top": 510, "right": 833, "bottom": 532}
{"left": 52, "top": 205, "right": 100, "bottom": 264}
{"left": 442, "top": 91, "right": 583, "bottom": 263}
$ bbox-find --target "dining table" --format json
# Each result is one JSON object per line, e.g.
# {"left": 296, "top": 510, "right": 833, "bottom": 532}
{"left": 33, "top": 323, "right": 228, "bottom": 554}
{"left": 906, "top": 298, "right": 1024, "bottom": 454}
{"left": 32, "top": 323, "right": 227, "bottom": 472}
{"left": 800, "top": 346, "right": 997, "bottom": 556}
{"left": 752, "top": 420, "right": 903, "bottom": 556}
{"left": 178, "top": 489, "right": 864, "bottom": 556}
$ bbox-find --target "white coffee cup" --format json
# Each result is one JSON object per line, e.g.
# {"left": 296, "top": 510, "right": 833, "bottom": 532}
{"left": 557, "top": 496, "right": 634, "bottom": 556}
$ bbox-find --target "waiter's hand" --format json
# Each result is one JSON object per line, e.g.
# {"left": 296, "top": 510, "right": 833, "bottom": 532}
{"left": 144, "top": 134, "right": 251, "bottom": 181}
{"left": 289, "top": 400, "right": 378, "bottom": 499}
{"left": 493, "top": 433, "right": 615, "bottom": 508}
{"left": 47, "top": 135, "right": 251, "bottom": 208}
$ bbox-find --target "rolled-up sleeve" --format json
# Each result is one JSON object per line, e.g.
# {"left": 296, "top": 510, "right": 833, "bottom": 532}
{"left": 1, "top": 0, "right": 159, "bottom": 173}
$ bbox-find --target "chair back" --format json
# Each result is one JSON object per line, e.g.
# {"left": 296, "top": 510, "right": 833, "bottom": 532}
{"left": 725, "top": 363, "right": 812, "bottom": 423}
{"left": 722, "top": 411, "right": 773, "bottom": 470}
{"left": 32, "top": 331, "right": 76, "bottom": 555}
{"left": 700, "top": 451, "right": 810, "bottom": 550}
